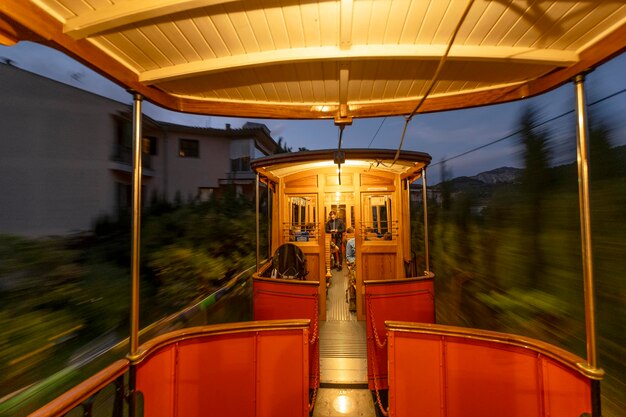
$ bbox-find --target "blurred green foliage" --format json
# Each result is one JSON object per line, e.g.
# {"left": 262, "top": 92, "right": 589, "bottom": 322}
{"left": 0, "top": 189, "right": 264, "bottom": 402}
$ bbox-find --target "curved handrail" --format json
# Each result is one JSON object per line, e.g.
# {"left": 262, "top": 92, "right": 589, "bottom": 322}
{"left": 364, "top": 271, "right": 435, "bottom": 286}
{"left": 133, "top": 319, "right": 311, "bottom": 364}
{"left": 253, "top": 275, "right": 320, "bottom": 286}
{"left": 28, "top": 360, "right": 129, "bottom": 417}
{"left": 137, "top": 263, "right": 261, "bottom": 340}
{"left": 386, "top": 321, "right": 605, "bottom": 380}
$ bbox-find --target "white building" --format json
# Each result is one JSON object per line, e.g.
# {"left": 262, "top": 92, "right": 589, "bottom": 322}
{"left": 0, "top": 63, "right": 279, "bottom": 237}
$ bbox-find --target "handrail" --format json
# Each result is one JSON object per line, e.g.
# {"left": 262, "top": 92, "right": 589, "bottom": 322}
{"left": 253, "top": 275, "right": 320, "bottom": 286}
{"left": 386, "top": 321, "right": 605, "bottom": 380}
{"left": 28, "top": 320, "right": 311, "bottom": 417}
{"left": 364, "top": 272, "right": 434, "bottom": 286}
{"left": 127, "top": 263, "right": 260, "bottom": 345}
{"left": 134, "top": 319, "right": 311, "bottom": 364}
{"left": 28, "top": 360, "right": 129, "bottom": 417}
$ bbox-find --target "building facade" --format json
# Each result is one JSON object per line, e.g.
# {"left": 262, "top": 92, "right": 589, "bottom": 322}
{"left": 0, "top": 63, "right": 279, "bottom": 237}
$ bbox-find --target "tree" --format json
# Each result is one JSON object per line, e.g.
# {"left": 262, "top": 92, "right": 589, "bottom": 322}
{"left": 276, "top": 137, "right": 292, "bottom": 153}
{"left": 517, "top": 106, "right": 552, "bottom": 288}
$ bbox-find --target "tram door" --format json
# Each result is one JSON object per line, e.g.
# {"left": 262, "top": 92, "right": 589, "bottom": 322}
{"left": 324, "top": 192, "right": 356, "bottom": 254}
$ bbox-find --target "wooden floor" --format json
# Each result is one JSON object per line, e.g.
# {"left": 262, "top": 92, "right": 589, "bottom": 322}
{"left": 314, "top": 268, "right": 376, "bottom": 416}
{"left": 319, "top": 268, "right": 367, "bottom": 385}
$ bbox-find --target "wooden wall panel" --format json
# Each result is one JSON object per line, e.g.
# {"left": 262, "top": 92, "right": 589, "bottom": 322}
{"left": 361, "top": 252, "right": 396, "bottom": 281}
{"left": 361, "top": 173, "right": 394, "bottom": 187}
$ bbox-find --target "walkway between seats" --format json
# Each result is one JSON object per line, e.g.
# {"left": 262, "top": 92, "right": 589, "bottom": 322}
{"left": 314, "top": 268, "right": 375, "bottom": 416}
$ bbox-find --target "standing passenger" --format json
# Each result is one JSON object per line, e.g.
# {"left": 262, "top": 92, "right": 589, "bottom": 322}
{"left": 325, "top": 210, "right": 345, "bottom": 270}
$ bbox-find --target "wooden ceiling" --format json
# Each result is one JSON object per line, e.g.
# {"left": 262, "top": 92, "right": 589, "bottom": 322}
{"left": 2, "top": 1, "right": 625, "bottom": 122}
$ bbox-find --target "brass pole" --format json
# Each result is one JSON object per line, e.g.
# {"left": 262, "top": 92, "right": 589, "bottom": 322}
{"left": 267, "top": 179, "right": 272, "bottom": 259}
{"left": 405, "top": 178, "right": 412, "bottom": 276}
{"left": 128, "top": 92, "right": 143, "bottom": 417}
{"left": 256, "top": 172, "right": 260, "bottom": 271}
{"left": 422, "top": 168, "right": 430, "bottom": 273}
{"left": 129, "top": 92, "right": 143, "bottom": 359}
{"left": 574, "top": 74, "right": 603, "bottom": 416}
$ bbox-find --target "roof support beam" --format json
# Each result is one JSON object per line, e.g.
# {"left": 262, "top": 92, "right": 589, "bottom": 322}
{"left": 140, "top": 44, "right": 578, "bottom": 84}
{"left": 340, "top": 0, "right": 353, "bottom": 50}
{"left": 64, "top": 0, "right": 238, "bottom": 39}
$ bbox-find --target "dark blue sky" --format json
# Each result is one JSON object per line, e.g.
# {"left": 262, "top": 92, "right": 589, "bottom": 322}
{"left": 2, "top": 41, "right": 625, "bottom": 183}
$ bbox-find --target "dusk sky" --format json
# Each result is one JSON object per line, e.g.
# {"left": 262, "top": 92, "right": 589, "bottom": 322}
{"left": 2, "top": 41, "right": 625, "bottom": 184}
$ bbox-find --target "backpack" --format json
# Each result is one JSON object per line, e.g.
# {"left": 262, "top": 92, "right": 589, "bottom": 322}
{"left": 271, "top": 243, "right": 308, "bottom": 280}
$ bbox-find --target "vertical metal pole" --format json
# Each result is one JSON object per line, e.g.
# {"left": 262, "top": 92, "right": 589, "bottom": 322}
{"left": 422, "top": 168, "right": 430, "bottom": 273}
{"left": 129, "top": 92, "right": 143, "bottom": 417}
{"left": 256, "top": 173, "right": 260, "bottom": 271}
{"left": 130, "top": 92, "right": 143, "bottom": 357}
{"left": 574, "top": 74, "right": 602, "bottom": 417}
{"left": 405, "top": 178, "right": 413, "bottom": 275}
{"left": 267, "top": 180, "right": 272, "bottom": 259}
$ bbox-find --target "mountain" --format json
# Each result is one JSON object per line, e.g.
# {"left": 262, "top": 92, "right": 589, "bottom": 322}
{"left": 435, "top": 166, "right": 521, "bottom": 197}
{"left": 471, "top": 167, "right": 522, "bottom": 184}
{"left": 435, "top": 144, "right": 626, "bottom": 197}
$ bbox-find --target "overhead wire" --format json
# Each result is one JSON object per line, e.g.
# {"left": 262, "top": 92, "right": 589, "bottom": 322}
{"left": 367, "top": 117, "right": 387, "bottom": 148}
{"left": 392, "top": 0, "right": 476, "bottom": 165}
{"left": 429, "top": 86, "right": 626, "bottom": 169}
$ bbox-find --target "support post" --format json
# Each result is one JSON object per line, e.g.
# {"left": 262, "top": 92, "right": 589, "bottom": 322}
{"left": 128, "top": 92, "right": 143, "bottom": 417}
{"left": 574, "top": 74, "right": 603, "bottom": 417}
{"left": 267, "top": 179, "right": 272, "bottom": 259}
{"left": 422, "top": 168, "right": 430, "bottom": 273}
{"left": 256, "top": 172, "right": 260, "bottom": 272}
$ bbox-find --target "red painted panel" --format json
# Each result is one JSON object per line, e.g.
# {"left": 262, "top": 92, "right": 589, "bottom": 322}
{"left": 253, "top": 279, "right": 318, "bottom": 321}
{"left": 135, "top": 346, "right": 176, "bottom": 417}
{"left": 365, "top": 279, "right": 434, "bottom": 389}
{"left": 387, "top": 332, "right": 444, "bottom": 417}
{"left": 445, "top": 340, "right": 541, "bottom": 417}
{"left": 388, "top": 330, "right": 593, "bottom": 417}
{"left": 542, "top": 359, "right": 591, "bottom": 416}
{"left": 135, "top": 326, "right": 310, "bottom": 417}
{"left": 175, "top": 335, "right": 256, "bottom": 417}
{"left": 256, "top": 331, "right": 309, "bottom": 417}
{"left": 253, "top": 278, "right": 319, "bottom": 389}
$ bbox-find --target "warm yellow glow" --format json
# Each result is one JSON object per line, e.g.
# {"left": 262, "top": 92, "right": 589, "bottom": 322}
{"left": 259, "top": 158, "right": 408, "bottom": 179}
{"left": 332, "top": 394, "right": 354, "bottom": 414}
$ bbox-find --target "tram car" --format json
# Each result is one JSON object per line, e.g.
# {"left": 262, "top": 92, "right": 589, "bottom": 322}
{"left": 1, "top": 1, "right": 624, "bottom": 416}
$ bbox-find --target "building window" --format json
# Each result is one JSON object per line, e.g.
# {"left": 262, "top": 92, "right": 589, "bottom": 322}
{"left": 179, "top": 139, "right": 199, "bottom": 158}
{"left": 114, "top": 120, "right": 156, "bottom": 166}
{"left": 230, "top": 156, "right": 251, "bottom": 172}
{"left": 143, "top": 136, "right": 157, "bottom": 155}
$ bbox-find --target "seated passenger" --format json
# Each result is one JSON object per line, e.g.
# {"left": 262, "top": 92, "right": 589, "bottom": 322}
{"left": 345, "top": 227, "right": 356, "bottom": 264}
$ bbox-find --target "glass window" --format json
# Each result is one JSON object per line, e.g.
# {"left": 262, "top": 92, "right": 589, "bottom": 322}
{"left": 230, "top": 139, "right": 253, "bottom": 172}
{"left": 179, "top": 139, "right": 199, "bottom": 157}
{"left": 143, "top": 136, "right": 157, "bottom": 155}
{"left": 286, "top": 195, "right": 318, "bottom": 242}
{"left": 230, "top": 156, "right": 251, "bottom": 172}
{"left": 361, "top": 194, "right": 395, "bottom": 241}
